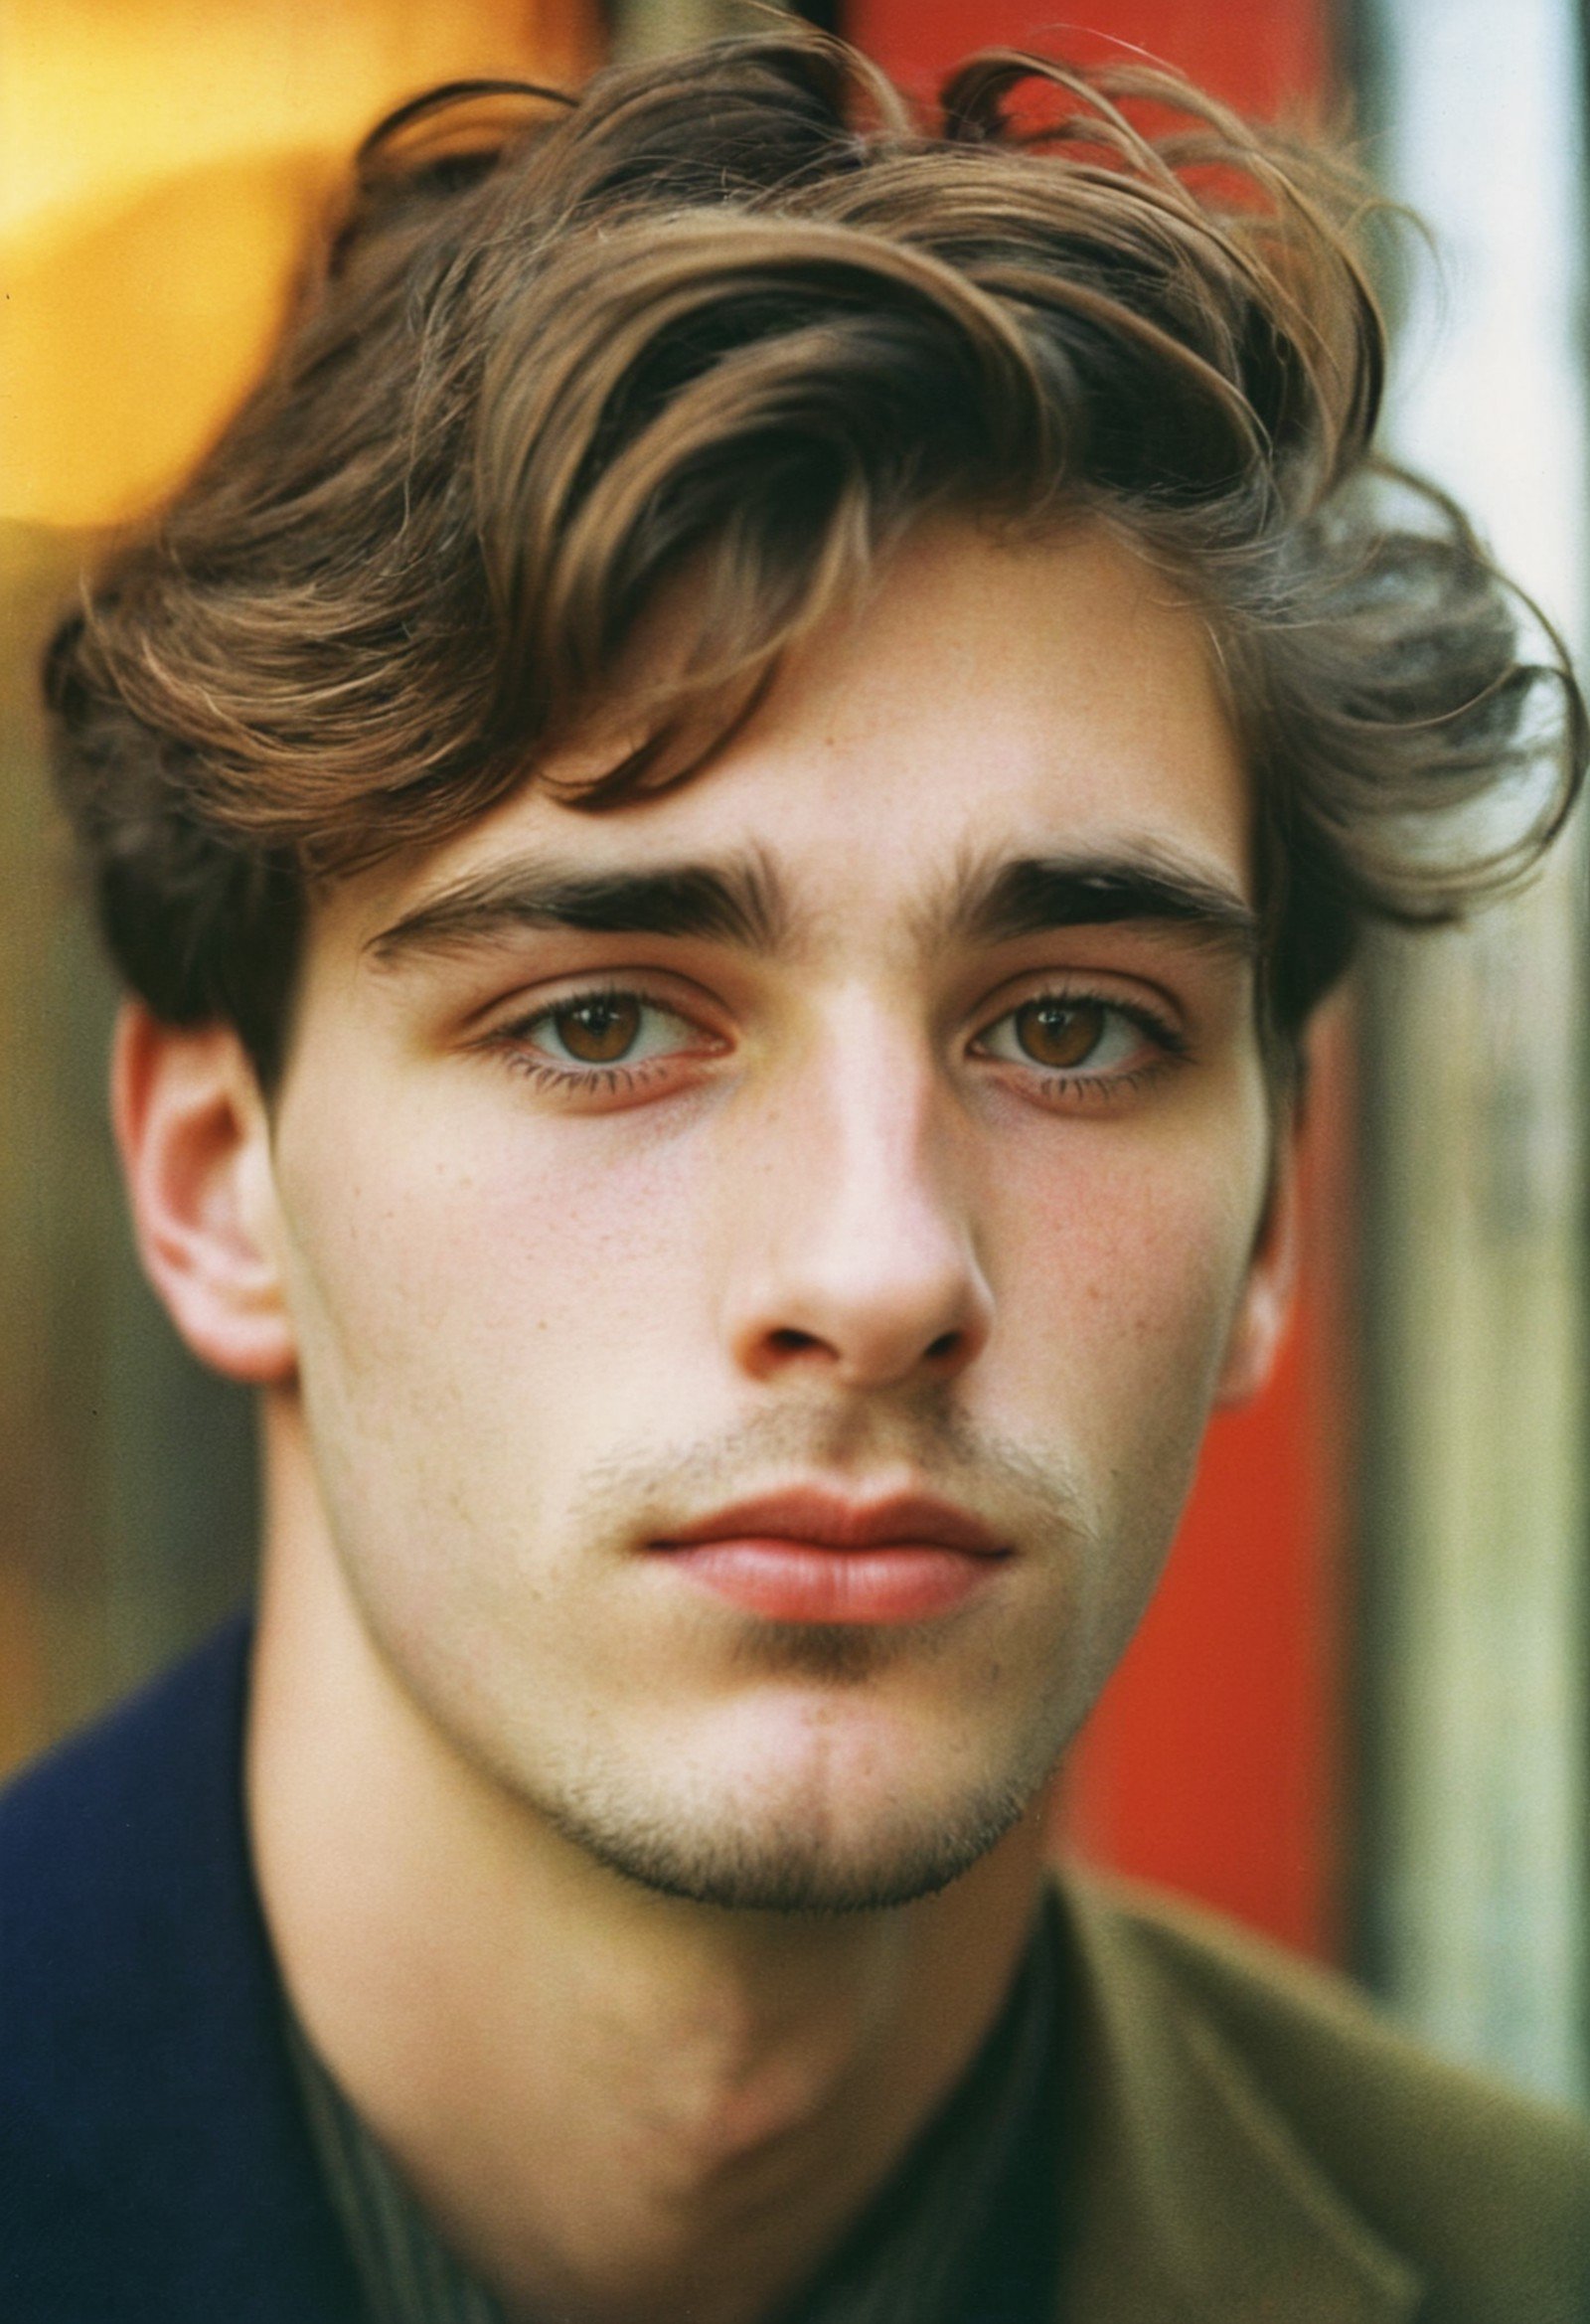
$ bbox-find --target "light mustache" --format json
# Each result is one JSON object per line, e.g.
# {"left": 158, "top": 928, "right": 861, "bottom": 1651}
{"left": 567, "top": 1396, "right": 1094, "bottom": 1560}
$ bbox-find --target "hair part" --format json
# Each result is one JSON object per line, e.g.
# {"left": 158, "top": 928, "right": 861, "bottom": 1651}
{"left": 45, "top": 30, "right": 1585, "bottom": 1088}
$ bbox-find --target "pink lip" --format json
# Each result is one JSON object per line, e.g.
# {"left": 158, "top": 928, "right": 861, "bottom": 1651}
{"left": 649, "top": 1490, "right": 1011, "bottom": 1624}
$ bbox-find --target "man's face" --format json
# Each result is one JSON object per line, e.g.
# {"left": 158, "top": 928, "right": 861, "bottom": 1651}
{"left": 261, "top": 521, "right": 1280, "bottom": 1911}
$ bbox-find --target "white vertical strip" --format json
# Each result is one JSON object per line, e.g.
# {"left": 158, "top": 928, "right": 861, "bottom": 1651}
{"left": 1368, "top": 0, "right": 1588, "bottom": 2104}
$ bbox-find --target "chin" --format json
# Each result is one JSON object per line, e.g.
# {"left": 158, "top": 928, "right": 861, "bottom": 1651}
{"left": 522, "top": 1681, "right": 1067, "bottom": 1916}
{"left": 539, "top": 1778, "right": 1039, "bottom": 1915}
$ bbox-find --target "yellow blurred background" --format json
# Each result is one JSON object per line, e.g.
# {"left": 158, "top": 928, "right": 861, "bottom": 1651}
{"left": 1, "top": 0, "right": 601, "bottom": 530}
{"left": 0, "top": 0, "right": 602, "bottom": 1775}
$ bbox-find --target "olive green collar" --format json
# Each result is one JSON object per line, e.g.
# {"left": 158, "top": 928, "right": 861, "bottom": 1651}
{"left": 1057, "top": 1877, "right": 1422, "bottom": 2324}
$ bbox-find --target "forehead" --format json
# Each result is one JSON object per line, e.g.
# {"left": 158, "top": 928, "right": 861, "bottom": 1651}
{"left": 332, "top": 519, "right": 1250, "bottom": 955}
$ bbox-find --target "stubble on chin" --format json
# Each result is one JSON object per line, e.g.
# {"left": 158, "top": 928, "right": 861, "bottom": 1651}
{"left": 532, "top": 1740, "right": 1049, "bottom": 1915}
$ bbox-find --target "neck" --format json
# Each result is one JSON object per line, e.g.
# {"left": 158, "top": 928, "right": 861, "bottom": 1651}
{"left": 246, "top": 1406, "right": 1050, "bottom": 2324}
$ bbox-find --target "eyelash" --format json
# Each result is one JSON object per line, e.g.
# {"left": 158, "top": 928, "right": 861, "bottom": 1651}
{"left": 487, "top": 982, "right": 1188, "bottom": 1102}
{"left": 975, "top": 995, "right": 1188, "bottom": 1106}
{"left": 489, "top": 982, "right": 715, "bottom": 1097}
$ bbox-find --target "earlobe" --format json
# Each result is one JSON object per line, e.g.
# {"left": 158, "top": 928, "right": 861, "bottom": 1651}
{"left": 111, "top": 1001, "right": 297, "bottom": 1385}
{"left": 1213, "top": 1124, "right": 1301, "bottom": 1410}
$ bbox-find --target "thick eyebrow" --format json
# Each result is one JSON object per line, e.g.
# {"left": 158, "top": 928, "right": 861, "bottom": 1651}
{"left": 365, "top": 850, "right": 789, "bottom": 966}
{"left": 365, "top": 840, "right": 1259, "bottom": 973}
{"left": 933, "top": 846, "right": 1260, "bottom": 961}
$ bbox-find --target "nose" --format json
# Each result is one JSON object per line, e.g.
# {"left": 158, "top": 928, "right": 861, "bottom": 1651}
{"left": 721, "top": 1003, "right": 994, "bottom": 1392}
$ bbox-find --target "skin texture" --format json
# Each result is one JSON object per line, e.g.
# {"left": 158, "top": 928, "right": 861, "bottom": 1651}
{"left": 115, "top": 520, "right": 1294, "bottom": 2324}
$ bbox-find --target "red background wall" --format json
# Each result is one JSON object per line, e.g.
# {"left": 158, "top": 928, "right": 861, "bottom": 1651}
{"left": 849, "top": 0, "right": 1330, "bottom": 115}
{"left": 848, "top": 0, "right": 1348, "bottom": 1961}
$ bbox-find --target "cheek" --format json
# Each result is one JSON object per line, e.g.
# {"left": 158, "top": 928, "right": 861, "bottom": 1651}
{"left": 988, "top": 1111, "right": 1268, "bottom": 1460}
{"left": 273, "top": 1076, "right": 715, "bottom": 1428}
{"left": 268, "top": 1078, "right": 732, "bottom": 1671}
{"left": 980, "top": 1110, "right": 1271, "bottom": 1692}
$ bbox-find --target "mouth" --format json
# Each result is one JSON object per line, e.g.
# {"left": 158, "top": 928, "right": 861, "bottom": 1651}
{"left": 647, "top": 1488, "right": 1013, "bottom": 1625}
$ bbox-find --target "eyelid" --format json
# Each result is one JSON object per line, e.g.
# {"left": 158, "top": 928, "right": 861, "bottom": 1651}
{"left": 962, "top": 950, "right": 1203, "bottom": 1040}
{"left": 469, "top": 966, "right": 716, "bottom": 1032}
{"left": 486, "top": 970, "right": 721, "bottom": 1039}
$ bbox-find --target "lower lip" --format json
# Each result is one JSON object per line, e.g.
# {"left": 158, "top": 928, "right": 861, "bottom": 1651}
{"left": 654, "top": 1539, "right": 1006, "bottom": 1623}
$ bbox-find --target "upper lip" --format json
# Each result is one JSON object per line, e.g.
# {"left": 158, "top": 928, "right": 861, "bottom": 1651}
{"left": 653, "top": 1489, "right": 1010, "bottom": 1558}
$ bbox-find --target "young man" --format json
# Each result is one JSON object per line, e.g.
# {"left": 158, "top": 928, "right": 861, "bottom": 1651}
{"left": 3, "top": 30, "right": 1587, "bottom": 2324}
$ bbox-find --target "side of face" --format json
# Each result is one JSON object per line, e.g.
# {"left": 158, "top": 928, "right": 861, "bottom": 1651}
{"left": 120, "top": 521, "right": 1294, "bottom": 1911}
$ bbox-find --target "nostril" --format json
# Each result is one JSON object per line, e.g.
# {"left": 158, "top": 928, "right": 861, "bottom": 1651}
{"left": 925, "top": 1331, "right": 962, "bottom": 1362}
{"left": 768, "top": 1327, "right": 823, "bottom": 1356}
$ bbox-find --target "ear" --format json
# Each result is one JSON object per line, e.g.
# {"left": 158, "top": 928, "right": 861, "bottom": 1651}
{"left": 111, "top": 1001, "right": 297, "bottom": 1384}
{"left": 1212, "top": 1114, "right": 1301, "bottom": 1409}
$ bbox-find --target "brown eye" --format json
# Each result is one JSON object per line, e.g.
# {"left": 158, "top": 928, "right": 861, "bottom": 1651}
{"left": 1012, "top": 998, "right": 1105, "bottom": 1070}
{"left": 551, "top": 994, "right": 642, "bottom": 1063}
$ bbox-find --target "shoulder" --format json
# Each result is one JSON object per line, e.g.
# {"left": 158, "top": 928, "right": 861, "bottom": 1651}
{"left": 0, "top": 1614, "right": 258, "bottom": 2043}
{"left": 1057, "top": 1869, "right": 1590, "bottom": 2324}
{"left": 0, "top": 1611, "right": 252, "bottom": 1859}
{"left": 0, "top": 1618, "right": 361, "bottom": 2322}
{"left": 0, "top": 1621, "right": 258, "bottom": 2288}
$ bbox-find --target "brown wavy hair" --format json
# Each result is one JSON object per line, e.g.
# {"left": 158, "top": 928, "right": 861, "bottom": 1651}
{"left": 44, "top": 29, "right": 1585, "bottom": 1087}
